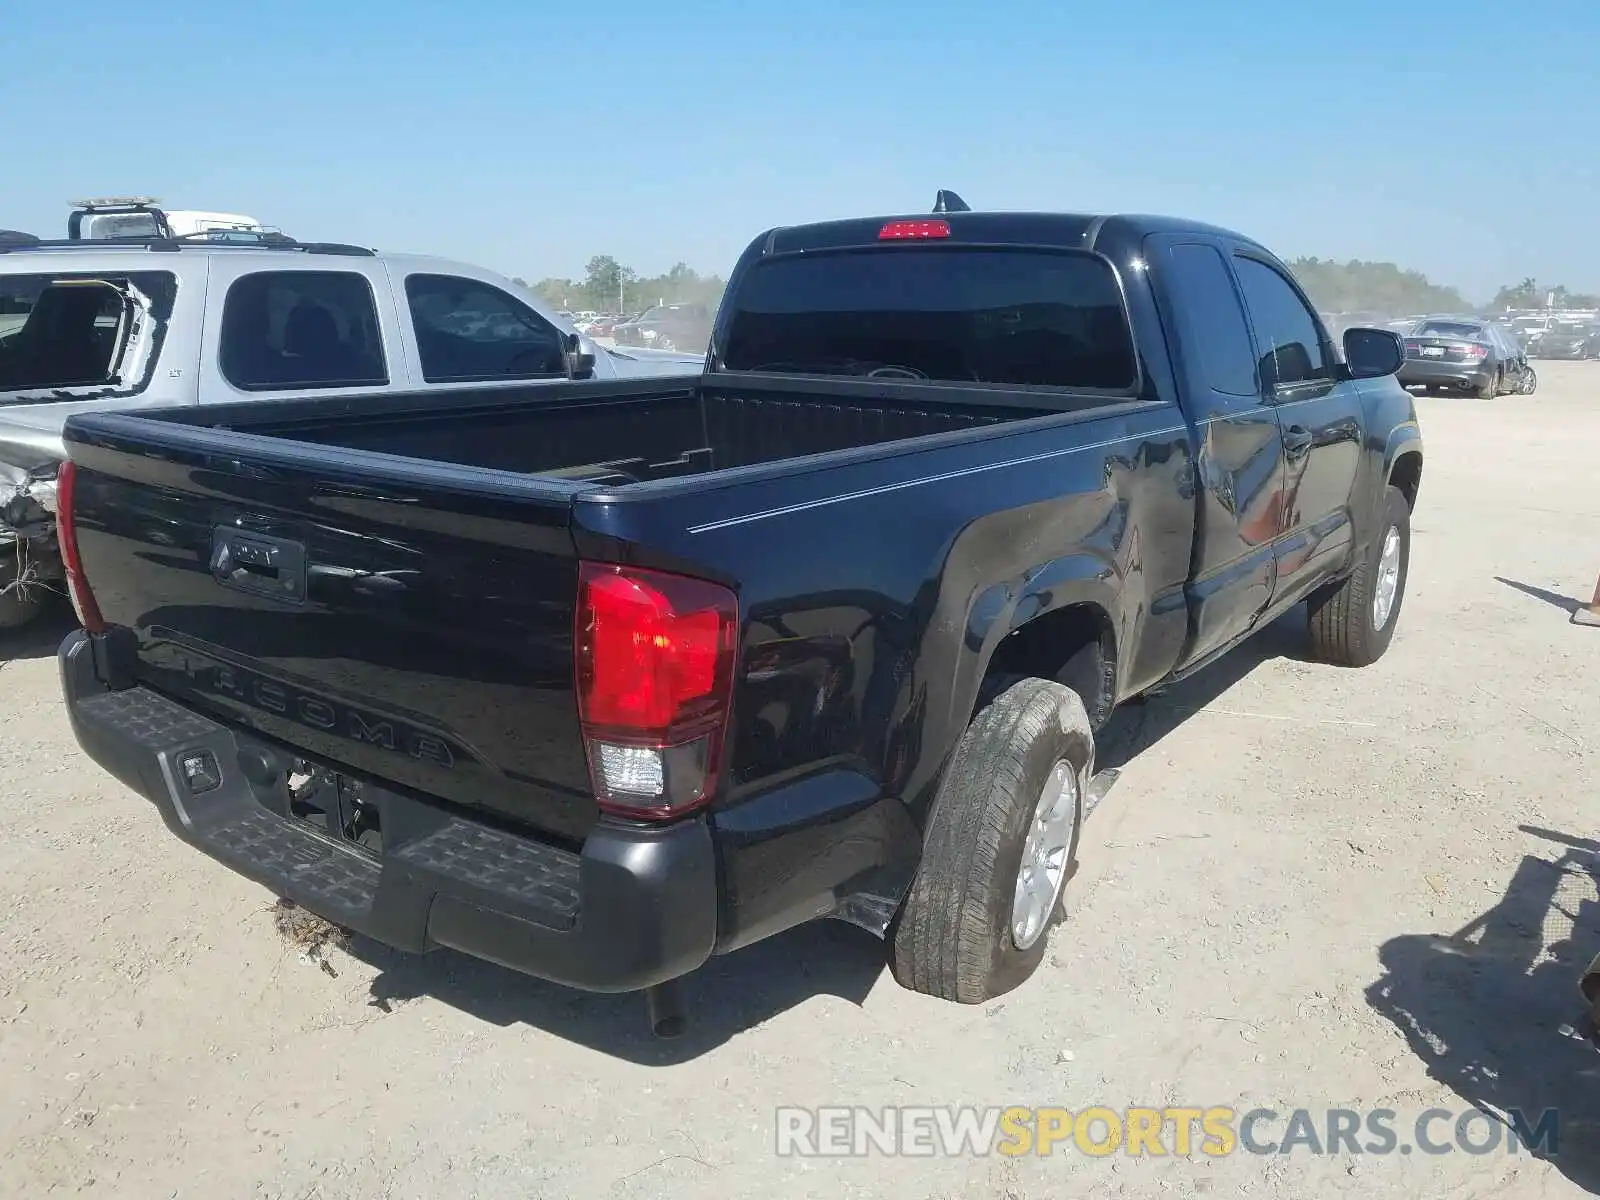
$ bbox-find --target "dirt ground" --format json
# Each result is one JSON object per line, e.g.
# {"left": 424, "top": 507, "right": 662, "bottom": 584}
{"left": 3, "top": 364, "right": 1599, "bottom": 1199}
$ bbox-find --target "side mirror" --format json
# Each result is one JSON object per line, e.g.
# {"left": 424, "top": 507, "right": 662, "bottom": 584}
{"left": 1342, "top": 327, "right": 1404, "bottom": 379}
{"left": 564, "top": 332, "right": 596, "bottom": 380}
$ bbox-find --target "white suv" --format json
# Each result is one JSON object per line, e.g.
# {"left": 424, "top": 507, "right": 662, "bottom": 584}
{"left": 0, "top": 230, "right": 702, "bottom": 628}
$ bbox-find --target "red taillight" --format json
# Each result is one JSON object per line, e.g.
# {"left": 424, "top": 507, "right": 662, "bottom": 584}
{"left": 1462, "top": 343, "right": 1489, "bottom": 359}
{"left": 878, "top": 219, "right": 951, "bottom": 240}
{"left": 575, "top": 562, "right": 738, "bottom": 820}
{"left": 54, "top": 461, "right": 105, "bottom": 633}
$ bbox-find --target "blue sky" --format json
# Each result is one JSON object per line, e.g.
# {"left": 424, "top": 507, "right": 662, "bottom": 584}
{"left": 7, "top": 0, "right": 1596, "bottom": 302}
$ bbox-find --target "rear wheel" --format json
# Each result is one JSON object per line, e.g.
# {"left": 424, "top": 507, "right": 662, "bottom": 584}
{"left": 1306, "top": 485, "right": 1411, "bottom": 667}
{"left": 1475, "top": 372, "right": 1498, "bottom": 399}
{"left": 890, "top": 677, "right": 1093, "bottom": 1003}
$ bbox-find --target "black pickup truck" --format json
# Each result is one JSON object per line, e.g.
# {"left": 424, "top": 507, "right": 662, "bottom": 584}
{"left": 56, "top": 198, "right": 1422, "bottom": 1035}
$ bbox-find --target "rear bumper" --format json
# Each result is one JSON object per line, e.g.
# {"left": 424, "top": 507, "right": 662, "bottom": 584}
{"left": 59, "top": 630, "right": 718, "bottom": 993}
{"left": 1397, "top": 361, "right": 1492, "bottom": 389}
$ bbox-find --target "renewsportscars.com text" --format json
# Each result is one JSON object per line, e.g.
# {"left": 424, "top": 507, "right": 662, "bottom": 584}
{"left": 774, "top": 1105, "right": 1562, "bottom": 1159}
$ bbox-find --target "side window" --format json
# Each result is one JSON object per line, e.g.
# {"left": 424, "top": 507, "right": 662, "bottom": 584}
{"left": 404, "top": 274, "right": 566, "bottom": 383}
{"left": 0, "top": 273, "right": 121, "bottom": 390}
{"left": 1163, "top": 243, "right": 1259, "bottom": 396}
{"left": 220, "top": 271, "right": 387, "bottom": 391}
{"left": 0, "top": 271, "right": 177, "bottom": 394}
{"left": 1233, "top": 257, "right": 1330, "bottom": 390}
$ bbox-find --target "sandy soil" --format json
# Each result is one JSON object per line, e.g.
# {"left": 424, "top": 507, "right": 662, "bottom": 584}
{"left": 3, "top": 364, "right": 1599, "bottom": 1199}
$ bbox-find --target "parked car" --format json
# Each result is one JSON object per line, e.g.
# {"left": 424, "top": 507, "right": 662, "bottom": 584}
{"left": 0, "top": 202, "right": 702, "bottom": 630}
{"left": 580, "top": 314, "right": 625, "bottom": 338}
{"left": 54, "top": 197, "right": 1421, "bottom": 1035}
{"left": 1397, "top": 316, "right": 1537, "bottom": 398}
{"left": 611, "top": 302, "right": 714, "bottom": 353}
{"left": 1531, "top": 321, "right": 1600, "bottom": 360}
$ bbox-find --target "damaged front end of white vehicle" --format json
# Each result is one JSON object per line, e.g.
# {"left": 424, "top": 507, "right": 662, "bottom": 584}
{"left": 0, "top": 455, "right": 64, "bottom": 629}
{"left": 0, "top": 275, "right": 158, "bottom": 629}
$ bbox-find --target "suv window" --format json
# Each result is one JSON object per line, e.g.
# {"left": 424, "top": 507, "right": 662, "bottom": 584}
{"left": 405, "top": 274, "right": 566, "bottom": 382}
{"left": 0, "top": 270, "right": 177, "bottom": 393}
{"left": 720, "top": 248, "right": 1136, "bottom": 391}
{"left": 1233, "top": 257, "right": 1330, "bottom": 389}
{"left": 220, "top": 271, "right": 386, "bottom": 391}
{"left": 1164, "top": 243, "right": 1258, "bottom": 397}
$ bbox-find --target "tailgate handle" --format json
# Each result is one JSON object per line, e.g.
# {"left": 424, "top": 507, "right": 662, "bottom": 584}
{"left": 210, "top": 528, "right": 308, "bottom": 603}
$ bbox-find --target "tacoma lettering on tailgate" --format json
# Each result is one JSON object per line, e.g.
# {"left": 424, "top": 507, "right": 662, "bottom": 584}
{"left": 150, "top": 644, "right": 460, "bottom": 769}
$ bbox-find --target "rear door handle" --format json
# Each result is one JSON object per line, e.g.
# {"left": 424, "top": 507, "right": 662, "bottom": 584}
{"left": 1283, "top": 426, "right": 1313, "bottom": 458}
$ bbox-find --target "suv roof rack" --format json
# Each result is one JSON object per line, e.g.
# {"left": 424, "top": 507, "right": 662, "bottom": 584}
{"left": 0, "top": 231, "right": 377, "bottom": 257}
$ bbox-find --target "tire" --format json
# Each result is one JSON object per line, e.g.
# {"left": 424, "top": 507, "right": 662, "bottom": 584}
{"left": 1306, "top": 485, "right": 1411, "bottom": 667}
{"left": 890, "top": 677, "right": 1094, "bottom": 1003}
{"left": 0, "top": 560, "right": 47, "bottom": 631}
{"left": 1476, "top": 373, "right": 1498, "bottom": 399}
{"left": 1521, "top": 367, "right": 1538, "bottom": 395}
{"left": 0, "top": 585, "right": 45, "bottom": 630}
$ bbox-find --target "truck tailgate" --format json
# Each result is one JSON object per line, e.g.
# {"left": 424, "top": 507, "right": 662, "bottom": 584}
{"left": 64, "top": 415, "right": 598, "bottom": 843}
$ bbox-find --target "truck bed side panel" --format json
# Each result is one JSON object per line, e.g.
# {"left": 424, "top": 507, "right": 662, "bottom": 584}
{"left": 573, "top": 402, "right": 1195, "bottom": 948}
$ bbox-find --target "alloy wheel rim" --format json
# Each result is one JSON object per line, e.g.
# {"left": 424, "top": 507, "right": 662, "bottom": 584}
{"left": 1010, "top": 759, "right": 1080, "bottom": 951}
{"left": 1372, "top": 525, "right": 1402, "bottom": 630}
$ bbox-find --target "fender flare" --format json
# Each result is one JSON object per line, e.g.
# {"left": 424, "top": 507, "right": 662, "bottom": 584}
{"left": 957, "top": 551, "right": 1123, "bottom": 721}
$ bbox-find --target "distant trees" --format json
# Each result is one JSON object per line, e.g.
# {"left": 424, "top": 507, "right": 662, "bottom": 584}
{"left": 509, "top": 251, "right": 1596, "bottom": 321}
{"left": 1287, "top": 258, "right": 1468, "bottom": 317}
{"left": 525, "top": 257, "right": 726, "bottom": 315}
{"left": 1487, "top": 277, "right": 1600, "bottom": 311}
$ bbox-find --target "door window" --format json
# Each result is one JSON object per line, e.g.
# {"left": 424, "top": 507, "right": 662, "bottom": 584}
{"left": 219, "top": 271, "right": 387, "bottom": 391}
{"left": 405, "top": 274, "right": 566, "bottom": 382}
{"left": 1233, "top": 257, "right": 1331, "bottom": 390}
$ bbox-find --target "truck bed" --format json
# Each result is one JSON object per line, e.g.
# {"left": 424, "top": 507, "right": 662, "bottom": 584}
{"left": 60, "top": 374, "right": 1066, "bottom": 847}
{"left": 169, "top": 377, "right": 1057, "bottom": 487}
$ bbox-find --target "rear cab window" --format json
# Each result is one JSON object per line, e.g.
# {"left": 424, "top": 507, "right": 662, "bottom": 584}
{"left": 0, "top": 270, "right": 176, "bottom": 398}
{"left": 1162, "top": 243, "right": 1259, "bottom": 397}
{"left": 219, "top": 270, "right": 387, "bottom": 391}
{"left": 717, "top": 248, "right": 1137, "bottom": 392}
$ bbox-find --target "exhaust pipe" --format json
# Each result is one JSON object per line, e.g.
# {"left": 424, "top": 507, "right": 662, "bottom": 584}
{"left": 645, "top": 980, "right": 687, "bottom": 1039}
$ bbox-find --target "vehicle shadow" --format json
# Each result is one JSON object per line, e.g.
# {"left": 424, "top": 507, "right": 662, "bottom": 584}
{"left": 1495, "top": 575, "right": 1582, "bottom": 615}
{"left": 344, "top": 916, "right": 888, "bottom": 1066}
{"left": 0, "top": 592, "right": 76, "bottom": 665}
{"left": 1096, "top": 604, "right": 1311, "bottom": 772}
{"left": 1366, "top": 825, "right": 1600, "bottom": 1192}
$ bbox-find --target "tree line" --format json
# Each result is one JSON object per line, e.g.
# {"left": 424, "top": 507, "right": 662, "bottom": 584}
{"left": 1290, "top": 259, "right": 1600, "bottom": 316}
{"left": 514, "top": 255, "right": 727, "bottom": 316}
{"left": 511, "top": 252, "right": 1597, "bottom": 320}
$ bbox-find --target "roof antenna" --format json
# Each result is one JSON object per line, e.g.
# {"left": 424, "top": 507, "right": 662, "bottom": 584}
{"left": 933, "top": 190, "right": 970, "bottom": 214}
